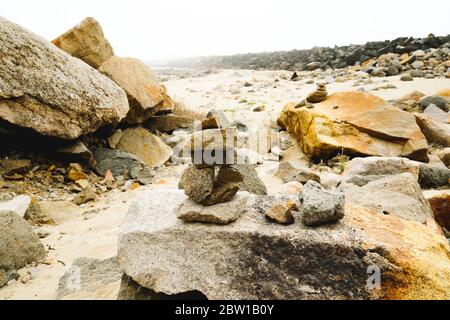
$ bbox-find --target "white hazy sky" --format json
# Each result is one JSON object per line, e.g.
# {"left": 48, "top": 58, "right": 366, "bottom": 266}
{"left": 3, "top": 0, "right": 450, "bottom": 62}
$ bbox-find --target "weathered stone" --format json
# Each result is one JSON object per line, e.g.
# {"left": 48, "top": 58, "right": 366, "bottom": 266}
{"left": 279, "top": 181, "right": 303, "bottom": 195}
{"left": 306, "top": 84, "right": 328, "bottom": 103}
{"left": 57, "top": 141, "right": 94, "bottom": 164}
{"left": 0, "top": 195, "right": 31, "bottom": 218}
{"left": 0, "top": 269, "right": 6, "bottom": 288}
{"left": 52, "top": 17, "right": 114, "bottom": 68}
{"left": 274, "top": 161, "right": 321, "bottom": 184}
{"left": 400, "top": 74, "right": 413, "bottom": 81}
{"left": 345, "top": 173, "right": 433, "bottom": 223}
{"left": 423, "top": 104, "right": 449, "bottom": 123}
{"left": 300, "top": 181, "right": 345, "bottom": 226}
{"left": 201, "top": 109, "right": 231, "bottom": 129}
{"left": 1, "top": 159, "right": 31, "bottom": 176}
{"left": 438, "top": 148, "right": 450, "bottom": 167}
{"left": 115, "top": 127, "right": 172, "bottom": 167}
{"left": 425, "top": 191, "right": 450, "bottom": 231}
{"left": 108, "top": 129, "right": 123, "bottom": 149}
{"left": 341, "top": 157, "right": 420, "bottom": 186}
{"left": 230, "top": 164, "right": 267, "bottom": 195}
{"left": 278, "top": 92, "right": 429, "bottom": 162}
{"left": 73, "top": 186, "right": 97, "bottom": 205}
{"left": 67, "top": 164, "right": 88, "bottom": 182}
{"left": 25, "top": 201, "right": 82, "bottom": 225}
{"left": 187, "top": 128, "right": 238, "bottom": 166}
{"left": 201, "top": 166, "right": 243, "bottom": 206}
{"left": 118, "top": 189, "right": 450, "bottom": 299}
{"left": 265, "top": 201, "right": 296, "bottom": 225}
{"left": 418, "top": 164, "right": 450, "bottom": 188}
{"left": 415, "top": 113, "right": 450, "bottom": 147}
{"left": 57, "top": 257, "right": 122, "bottom": 300}
{"left": 178, "top": 165, "right": 214, "bottom": 203}
{"left": 176, "top": 193, "right": 248, "bottom": 225}
{"left": 94, "top": 148, "right": 143, "bottom": 178}
{"left": 117, "top": 274, "right": 207, "bottom": 300}
{"left": 0, "top": 17, "right": 129, "bottom": 139}
{"left": 99, "top": 56, "right": 169, "bottom": 123}
{"left": 419, "top": 96, "right": 449, "bottom": 112}
{"left": 0, "top": 211, "right": 46, "bottom": 273}
{"left": 145, "top": 116, "right": 193, "bottom": 133}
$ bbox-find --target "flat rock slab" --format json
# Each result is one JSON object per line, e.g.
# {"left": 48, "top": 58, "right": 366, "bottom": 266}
{"left": 118, "top": 189, "right": 450, "bottom": 300}
{"left": 176, "top": 193, "right": 248, "bottom": 224}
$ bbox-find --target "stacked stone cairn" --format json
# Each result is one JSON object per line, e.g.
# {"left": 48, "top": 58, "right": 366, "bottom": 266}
{"left": 176, "top": 128, "right": 249, "bottom": 224}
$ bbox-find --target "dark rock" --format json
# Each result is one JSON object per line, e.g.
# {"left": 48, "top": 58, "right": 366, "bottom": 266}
{"left": 419, "top": 96, "right": 449, "bottom": 112}
{"left": 419, "top": 164, "right": 450, "bottom": 188}
{"left": 93, "top": 148, "right": 143, "bottom": 179}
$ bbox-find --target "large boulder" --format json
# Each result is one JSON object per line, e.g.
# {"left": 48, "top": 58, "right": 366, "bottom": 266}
{"left": 0, "top": 211, "right": 46, "bottom": 280}
{"left": 98, "top": 56, "right": 171, "bottom": 123}
{"left": 52, "top": 17, "right": 114, "bottom": 68}
{"left": 0, "top": 17, "right": 129, "bottom": 139}
{"left": 278, "top": 92, "right": 429, "bottom": 162}
{"left": 342, "top": 157, "right": 420, "bottom": 186}
{"left": 115, "top": 127, "right": 172, "bottom": 167}
{"left": 118, "top": 189, "right": 450, "bottom": 300}
{"left": 344, "top": 173, "right": 434, "bottom": 223}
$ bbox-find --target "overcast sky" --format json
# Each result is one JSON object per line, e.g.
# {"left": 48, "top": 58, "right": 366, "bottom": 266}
{"left": 3, "top": 0, "right": 450, "bottom": 62}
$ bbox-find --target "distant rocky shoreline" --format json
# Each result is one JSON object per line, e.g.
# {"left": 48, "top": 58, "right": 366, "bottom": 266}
{"left": 165, "top": 34, "right": 450, "bottom": 71}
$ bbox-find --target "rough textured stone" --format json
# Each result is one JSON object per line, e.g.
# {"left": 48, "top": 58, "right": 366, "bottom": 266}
{"left": 438, "top": 148, "right": 450, "bottom": 167}
{"left": 57, "top": 141, "right": 94, "bottom": 164}
{"left": 201, "top": 109, "right": 231, "bottom": 129}
{"left": 99, "top": 56, "right": 169, "bottom": 123}
{"left": 201, "top": 166, "right": 243, "bottom": 206}
{"left": 1, "top": 159, "right": 31, "bottom": 176}
{"left": 265, "top": 202, "right": 296, "bottom": 225}
{"left": 0, "top": 17, "right": 129, "bottom": 139}
{"left": 342, "top": 157, "right": 420, "bottom": 186}
{"left": 345, "top": 173, "right": 433, "bottom": 223}
{"left": 145, "top": 116, "right": 193, "bottom": 133}
{"left": 0, "top": 211, "right": 46, "bottom": 273}
{"left": 57, "top": 257, "right": 122, "bottom": 300}
{"left": 274, "top": 161, "right": 321, "bottom": 184}
{"left": 231, "top": 164, "right": 267, "bottom": 195}
{"left": 418, "top": 164, "right": 450, "bottom": 188}
{"left": 187, "top": 128, "right": 238, "bottom": 166}
{"left": 415, "top": 113, "right": 450, "bottom": 147}
{"left": 423, "top": 104, "right": 449, "bottom": 123}
{"left": 0, "top": 270, "right": 6, "bottom": 288}
{"left": 278, "top": 92, "right": 429, "bottom": 162}
{"left": 0, "top": 195, "right": 31, "bottom": 218}
{"left": 117, "top": 274, "right": 207, "bottom": 300}
{"left": 73, "top": 186, "right": 97, "bottom": 205}
{"left": 419, "top": 96, "right": 449, "bottom": 112}
{"left": 115, "top": 127, "right": 172, "bottom": 168}
{"left": 178, "top": 165, "right": 214, "bottom": 203}
{"left": 176, "top": 193, "right": 248, "bottom": 224}
{"left": 52, "top": 17, "right": 114, "bottom": 68}
{"left": 25, "top": 201, "right": 82, "bottom": 225}
{"left": 300, "top": 181, "right": 345, "bottom": 226}
{"left": 118, "top": 189, "right": 450, "bottom": 299}
{"left": 425, "top": 191, "right": 450, "bottom": 231}
{"left": 93, "top": 148, "right": 143, "bottom": 178}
